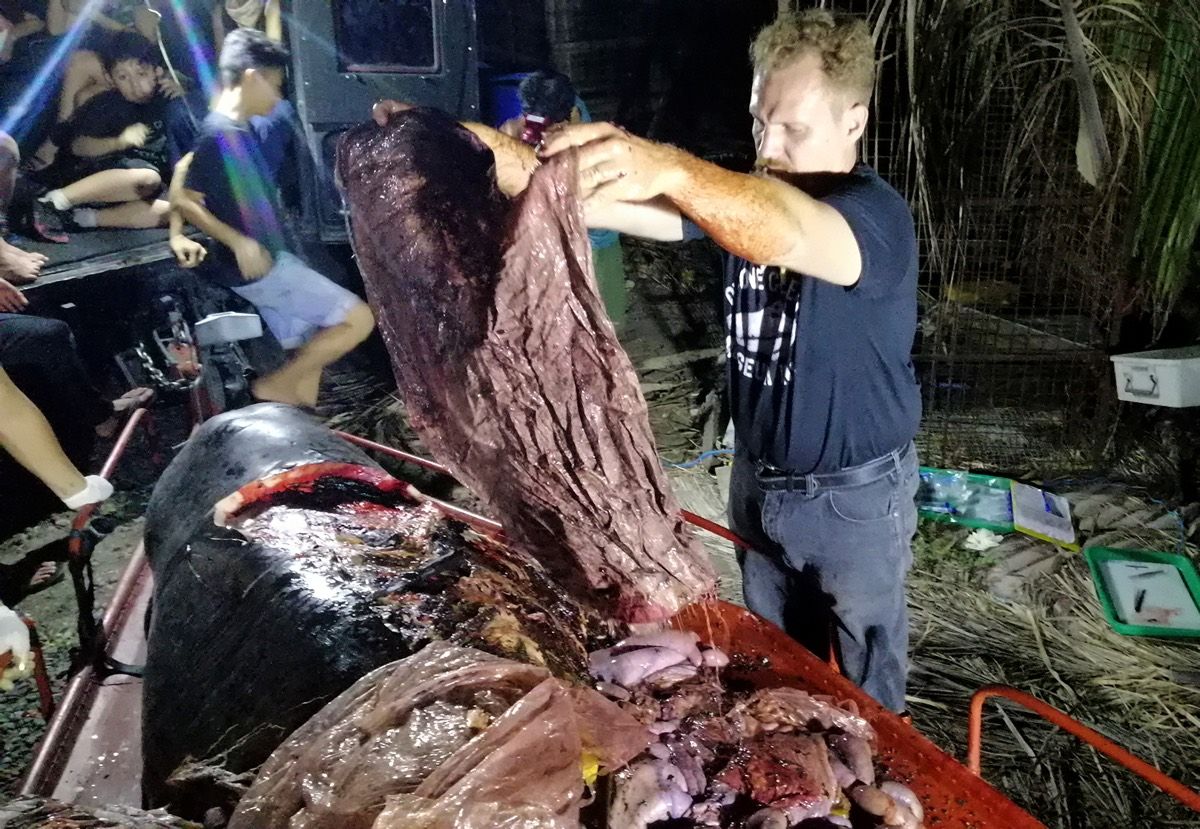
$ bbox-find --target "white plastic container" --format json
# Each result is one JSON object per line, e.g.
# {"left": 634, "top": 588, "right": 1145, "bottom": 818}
{"left": 1111, "top": 345, "right": 1200, "bottom": 408}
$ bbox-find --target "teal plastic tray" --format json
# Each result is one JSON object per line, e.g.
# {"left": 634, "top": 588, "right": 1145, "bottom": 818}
{"left": 1084, "top": 546, "right": 1200, "bottom": 639}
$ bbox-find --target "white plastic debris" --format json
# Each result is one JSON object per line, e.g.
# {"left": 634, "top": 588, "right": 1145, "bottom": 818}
{"left": 964, "top": 528, "right": 1005, "bottom": 552}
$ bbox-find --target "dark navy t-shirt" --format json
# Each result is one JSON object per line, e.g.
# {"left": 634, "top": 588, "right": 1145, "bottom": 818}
{"left": 183, "top": 103, "right": 297, "bottom": 286}
{"left": 708, "top": 163, "right": 921, "bottom": 474}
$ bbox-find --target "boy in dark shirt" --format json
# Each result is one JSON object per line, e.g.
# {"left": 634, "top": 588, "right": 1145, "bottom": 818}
{"left": 29, "top": 31, "right": 193, "bottom": 239}
{"left": 170, "top": 28, "right": 373, "bottom": 409}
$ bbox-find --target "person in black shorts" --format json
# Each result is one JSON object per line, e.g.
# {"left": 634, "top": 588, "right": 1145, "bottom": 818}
{"left": 26, "top": 30, "right": 192, "bottom": 240}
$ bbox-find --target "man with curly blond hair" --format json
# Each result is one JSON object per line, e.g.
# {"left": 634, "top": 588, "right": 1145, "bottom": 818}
{"left": 545, "top": 8, "right": 920, "bottom": 712}
{"left": 375, "top": 9, "right": 921, "bottom": 712}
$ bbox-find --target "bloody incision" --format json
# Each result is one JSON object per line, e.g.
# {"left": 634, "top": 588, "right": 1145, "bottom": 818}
{"left": 335, "top": 110, "right": 716, "bottom": 623}
{"left": 141, "top": 404, "right": 611, "bottom": 811}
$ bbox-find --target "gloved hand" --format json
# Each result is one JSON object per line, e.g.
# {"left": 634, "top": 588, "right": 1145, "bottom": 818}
{"left": 0, "top": 603, "right": 33, "bottom": 691}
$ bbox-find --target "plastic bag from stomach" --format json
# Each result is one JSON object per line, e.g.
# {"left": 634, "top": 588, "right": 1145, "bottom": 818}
{"left": 229, "top": 641, "right": 648, "bottom": 829}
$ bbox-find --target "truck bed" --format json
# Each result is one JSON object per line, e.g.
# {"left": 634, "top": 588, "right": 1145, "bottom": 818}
{"left": 20, "top": 229, "right": 174, "bottom": 293}
{"left": 21, "top": 546, "right": 150, "bottom": 809}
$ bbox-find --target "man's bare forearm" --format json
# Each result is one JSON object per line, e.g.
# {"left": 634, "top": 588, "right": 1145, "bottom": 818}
{"left": 585, "top": 196, "right": 684, "bottom": 242}
{"left": 660, "top": 152, "right": 817, "bottom": 267}
{"left": 462, "top": 122, "right": 538, "bottom": 196}
{"left": 168, "top": 205, "right": 185, "bottom": 239}
{"left": 666, "top": 155, "right": 860, "bottom": 284}
{"left": 167, "top": 152, "right": 193, "bottom": 231}
{"left": 175, "top": 195, "right": 249, "bottom": 251}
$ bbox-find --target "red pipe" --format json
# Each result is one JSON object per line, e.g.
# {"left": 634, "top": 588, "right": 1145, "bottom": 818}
{"left": 334, "top": 431, "right": 455, "bottom": 475}
{"left": 68, "top": 407, "right": 148, "bottom": 561}
{"left": 334, "top": 430, "right": 755, "bottom": 550}
{"left": 679, "top": 509, "right": 750, "bottom": 549}
{"left": 426, "top": 498, "right": 504, "bottom": 536}
{"left": 968, "top": 684, "right": 1200, "bottom": 813}
{"left": 98, "top": 406, "right": 147, "bottom": 480}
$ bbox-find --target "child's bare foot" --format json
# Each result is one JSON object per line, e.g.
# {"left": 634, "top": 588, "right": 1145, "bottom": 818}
{"left": 251, "top": 374, "right": 317, "bottom": 410}
{"left": 0, "top": 239, "right": 42, "bottom": 285}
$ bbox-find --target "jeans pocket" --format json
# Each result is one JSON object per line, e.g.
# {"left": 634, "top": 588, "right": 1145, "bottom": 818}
{"left": 826, "top": 474, "right": 898, "bottom": 523}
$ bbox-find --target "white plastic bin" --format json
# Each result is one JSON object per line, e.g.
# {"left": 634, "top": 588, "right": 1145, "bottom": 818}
{"left": 1111, "top": 345, "right": 1200, "bottom": 408}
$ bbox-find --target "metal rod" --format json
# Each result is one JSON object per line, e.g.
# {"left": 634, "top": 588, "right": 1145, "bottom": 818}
{"left": 334, "top": 430, "right": 453, "bottom": 474}
{"left": 967, "top": 684, "right": 1200, "bottom": 813}
{"left": 68, "top": 407, "right": 148, "bottom": 561}
{"left": 98, "top": 406, "right": 147, "bottom": 480}
{"left": 334, "top": 431, "right": 756, "bottom": 550}
{"left": 679, "top": 509, "right": 751, "bottom": 549}
{"left": 426, "top": 497, "right": 504, "bottom": 535}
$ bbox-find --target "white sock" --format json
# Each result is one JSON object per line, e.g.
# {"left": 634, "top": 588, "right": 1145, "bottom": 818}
{"left": 61, "top": 475, "right": 114, "bottom": 509}
{"left": 72, "top": 207, "right": 99, "bottom": 228}
{"left": 39, "top": 189, "right": 73, "bottom": 211}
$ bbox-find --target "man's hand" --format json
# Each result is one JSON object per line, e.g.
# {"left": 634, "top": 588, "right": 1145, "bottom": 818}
{"left": 170, "top": 235, "right": 206, "bottom": 268}
{"left": 0, "top": 278, "right": 28, "bottom": 313}
{"left": 539, "top": 122, "right": 686, "bottom": 207}
{"left": 372, "top": 99, "right": 414, "bottom": 127}
{"left": 0, "top": 604, "right": 31, "bottom": 692}
{"left": 120, "top": 123, "right": 150, "bottom": 149}
{"left": 233, "top": 238, "right": 273, "bottom": 281}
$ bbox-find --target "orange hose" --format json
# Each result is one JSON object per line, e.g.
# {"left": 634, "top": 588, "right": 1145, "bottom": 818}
{"left": 968, "top": 684, "right": 1200, "bottom": 813}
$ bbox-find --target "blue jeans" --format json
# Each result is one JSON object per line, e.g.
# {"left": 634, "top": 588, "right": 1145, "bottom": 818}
{"left": 728, "top": 443, "right": 919, "bottom": 711}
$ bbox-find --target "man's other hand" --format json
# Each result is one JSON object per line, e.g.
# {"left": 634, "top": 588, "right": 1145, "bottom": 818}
{"left": 0, "top": 278, "right": 28, "bottom": 313}
{"left": 234, "top": 238, "right": 273, "bottom": 281}
{"left": 170, "top": 236, "right": 207, "bottom": 268}
{"left": 120, "top": 123, "right": 150, "bottom": 149}
{"left": 372, "top": 99, "right": 414, "bottom": 127}
{"left": 539, "top": 122, "right": 684, "bottom": 207}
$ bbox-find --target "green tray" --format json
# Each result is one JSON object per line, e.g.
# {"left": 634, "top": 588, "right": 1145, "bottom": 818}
{"left": 916, "top": 467, "right": 1015, "bottom": 533}
{"left": 1084, "top": 547, "right": 1200, "bottom": 639}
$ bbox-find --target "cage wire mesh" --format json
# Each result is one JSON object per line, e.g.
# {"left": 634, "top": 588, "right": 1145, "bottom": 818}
{"left": 819, "top": 0, "right": 1131, "bottom": 477}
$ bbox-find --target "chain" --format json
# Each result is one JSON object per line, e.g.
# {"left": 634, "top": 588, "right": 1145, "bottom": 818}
{"left": 134, "top": 341, "right": 202, "bottom": 394}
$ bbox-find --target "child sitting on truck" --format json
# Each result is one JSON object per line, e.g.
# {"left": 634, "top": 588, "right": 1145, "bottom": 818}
{"left": 28, "top": 31, "right": 193, "bottom": 240}
{"left": 170, "top": 28, "right": 374, "bottom": 410}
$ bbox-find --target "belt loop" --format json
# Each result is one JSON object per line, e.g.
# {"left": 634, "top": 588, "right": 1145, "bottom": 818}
{"left": 805, "top": 472, "right": 817, "bottom": 495}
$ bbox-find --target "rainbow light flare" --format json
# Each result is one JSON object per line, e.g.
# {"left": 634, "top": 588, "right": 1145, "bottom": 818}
{"left": 2, "top": 0, "right": 107, "bottom": 138}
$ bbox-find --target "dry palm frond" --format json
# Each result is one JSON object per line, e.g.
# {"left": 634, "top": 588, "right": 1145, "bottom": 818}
{"left": 872, "top": 0, "right": 1199, "bottom": 323}
{"left": 909, "top": 522, "right": 1200, "bottom": 828}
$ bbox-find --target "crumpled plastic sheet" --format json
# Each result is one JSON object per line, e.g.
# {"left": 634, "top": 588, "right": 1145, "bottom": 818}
{"left": 229, "top": 641, "right": 648, "bottom": 829}
{"left": 335, "top": 109, "right": 717, "bottom": 623}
